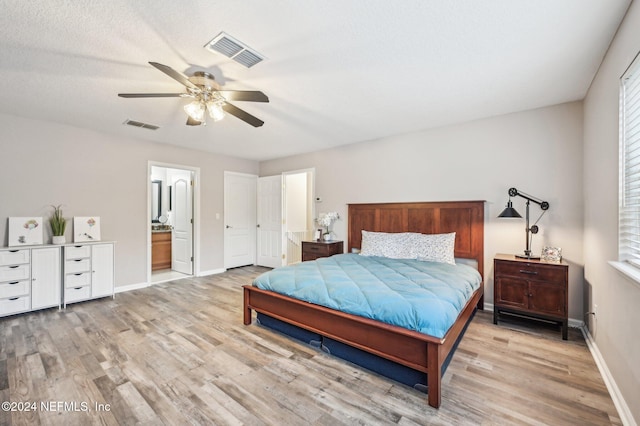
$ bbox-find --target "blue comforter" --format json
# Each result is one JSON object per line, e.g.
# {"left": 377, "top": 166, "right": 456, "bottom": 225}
{"left": 252, "top": 253, "right": 482, "bottom": 339}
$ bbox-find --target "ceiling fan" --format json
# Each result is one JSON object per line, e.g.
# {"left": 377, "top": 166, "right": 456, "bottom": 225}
{"left": 118, "top": 62, "right": 269, "bottom": 127}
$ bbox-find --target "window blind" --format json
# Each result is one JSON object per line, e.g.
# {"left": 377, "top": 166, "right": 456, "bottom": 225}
{"left": 620, "top": 53, "right": 640, "bottom": 265}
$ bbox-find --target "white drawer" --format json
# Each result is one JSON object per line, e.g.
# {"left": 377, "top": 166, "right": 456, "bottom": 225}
{"left": 65, "top": 286, "right": 91, "bottom": 304}
{"left": 0, "top": 249, "right": 30, "bottom": 266}
{"left": 65, "top": 272, "right": 91, "bottom": 288}
{"left": 0, "top": 295, "right": 30, "bottom": 316}
{"left": 65, "top": 258, "right": 90, "bottom": 274}
{"left": 65, "top": 245, "right": 91, "bottom": 260}
{"left": 0, "top": 264, "right": 30, "bottom": 283}
{"left": 0, "top": 280, "right": 30, "bottom": 299}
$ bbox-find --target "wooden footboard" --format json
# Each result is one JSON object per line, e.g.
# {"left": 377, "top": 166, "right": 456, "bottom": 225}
{"left": 244, "top": 283, "right": 483, "bottom": 408}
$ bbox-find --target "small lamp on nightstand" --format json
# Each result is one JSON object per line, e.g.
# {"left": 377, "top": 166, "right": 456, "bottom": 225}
{"left": 498, "top": 187, "right": 550, "bottom": 259}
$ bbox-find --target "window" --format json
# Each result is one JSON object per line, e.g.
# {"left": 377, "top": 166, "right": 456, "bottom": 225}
{"left": 619, "top": 52, "right": 640, "bottom": 267}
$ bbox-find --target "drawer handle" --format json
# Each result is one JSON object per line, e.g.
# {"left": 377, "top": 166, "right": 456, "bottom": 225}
{"left": 519, "top": 269, "right": 538, "bottom": 275}
{"left": 309, "top": 247, "right": 320, "bottom": 251}
{"left": 74, "top": 287, "right": 83, "bottom": 290}
{"left": 8, "top": 281, "right": 19, "bottom": 285}
{"left": 73, "top": 273, "right": 83, "bottom": 276}
{"left": 8, "top": 265, "right": 19, "bottom": 269}
{"left": 74, "top": 259, "right": 83, "bottom": 262}
{"left": 9, "top": 250, "right": 19, "bottom": 253}
{"left": 9, "top": 297, "right": 19, "bottom": 301}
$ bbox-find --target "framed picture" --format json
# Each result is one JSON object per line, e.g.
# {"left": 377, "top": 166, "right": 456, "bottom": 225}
{"left": 74, "top": 216, "right": 101, "bottom": 242}
{"left": 314, "top": 229, "right": 322, "bottom": 241}
{"left": 8, "top": 217, "right": 44, "bottom": 246}
{"left": 541, "top": 246, "right": 562, "bottom": 262}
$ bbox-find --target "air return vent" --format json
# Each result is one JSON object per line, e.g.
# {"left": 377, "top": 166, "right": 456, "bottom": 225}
{"left": 123, "top": 119, "right": 159, "bottom": 130}
{"left": 204, "top": 32, "right": 265, "bottom": 68}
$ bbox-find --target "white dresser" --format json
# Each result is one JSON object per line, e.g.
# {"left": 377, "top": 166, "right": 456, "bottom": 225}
{"left": 0, "top": 246, "right": 61, "bottom": 317}
{"left": 63, "top": 242, "right": 114, "bottom": 307}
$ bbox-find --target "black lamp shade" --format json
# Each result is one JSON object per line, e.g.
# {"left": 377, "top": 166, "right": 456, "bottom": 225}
{"left": 498, "top": 200, "right": 522, "bottom": 218}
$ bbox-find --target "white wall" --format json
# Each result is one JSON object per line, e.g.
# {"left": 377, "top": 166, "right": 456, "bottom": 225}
{"left": 0, "top": 113, "right": 259, "bottom": 288}
{"left": 261, "top": 102, "right": 585, "bottom": 320}
{"left": 583, "top": 1, "right": 640, "bottom": 423}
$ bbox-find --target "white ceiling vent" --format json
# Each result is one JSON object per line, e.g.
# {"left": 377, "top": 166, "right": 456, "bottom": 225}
{"left": 123, "top": 119, "right": 159, "bottom": 130}
{"left": 205, "top": 32, "right": 265, "bottom": 68}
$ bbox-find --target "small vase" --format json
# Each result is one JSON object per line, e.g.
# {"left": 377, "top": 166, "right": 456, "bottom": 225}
{"left": 52, "top": 235, "right": 66, "bottom": 245}
{"left": 323, "top": 234, "right": 331, "bottom": 241}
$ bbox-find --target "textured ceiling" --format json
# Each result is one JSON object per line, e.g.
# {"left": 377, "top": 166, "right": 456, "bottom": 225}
{"left": 0, "top": 0, "right": 631, "bottom": 161}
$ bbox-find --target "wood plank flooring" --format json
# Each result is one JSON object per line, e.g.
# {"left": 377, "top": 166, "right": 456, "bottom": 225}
{"left": 0, "top": 266, "right": 621, "bottom": 425}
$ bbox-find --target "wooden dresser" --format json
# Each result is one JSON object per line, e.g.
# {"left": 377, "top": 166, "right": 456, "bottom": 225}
{"left": 493, "top": 254, "right": 569, "bottom": 339}
{"left": 302, "top": 240, "right": 344, "bottom": 262}
{"left": 152, "top": 231, "right": 172, "bottom": 270}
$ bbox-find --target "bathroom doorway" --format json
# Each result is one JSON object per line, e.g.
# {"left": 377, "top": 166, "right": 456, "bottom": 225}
{"left": 148, "top": 162, "right": 199, "bottom": 284}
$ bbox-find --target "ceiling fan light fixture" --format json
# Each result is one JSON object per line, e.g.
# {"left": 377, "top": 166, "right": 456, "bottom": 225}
{"left": 207, "top": 101, "right": 225, "bottom": 122}
{"left": 184, "top": 100, "right": 205, "bottom": 122}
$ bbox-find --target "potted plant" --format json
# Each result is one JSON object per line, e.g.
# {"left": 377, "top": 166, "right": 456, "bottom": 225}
{"left": 317, "top": 212, "right": 339, "bottom": 241}
{"left": 49, "top": 204, "right": 67, "bottom": 244}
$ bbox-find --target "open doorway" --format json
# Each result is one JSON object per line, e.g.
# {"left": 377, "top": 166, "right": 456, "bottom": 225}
{"left": 283, "top": 169, "right": 315, "bottom": 265}
{"left": 254, "top": 169, "right": 315, "bottom": 267}
{"left": 148, "top": 163, "right": 199, "bottom": 284}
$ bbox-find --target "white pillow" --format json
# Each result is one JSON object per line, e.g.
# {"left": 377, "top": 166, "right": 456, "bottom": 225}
{"left": 360, "top": 231, "right": 418, "bottom": 259}
{"left": 414, "top": 232, "right": 456, "bottom": 265}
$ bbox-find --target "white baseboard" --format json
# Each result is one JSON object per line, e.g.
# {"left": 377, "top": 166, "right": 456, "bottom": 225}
{"left": 197, "top": 268, "right": 226, "bottom": 277}
{"left": 113, "top": 268, "right": 226, "bottom": 294}
{"left": 581, "top": 326, "right": 636, "bottom": 426}
{"left": 114, "top": 281, "right": 149, "bottom": 293}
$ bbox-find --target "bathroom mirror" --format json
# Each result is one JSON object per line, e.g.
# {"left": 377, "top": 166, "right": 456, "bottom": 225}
{"left": 151, "top": 180, "right": 162, "bottom": 223}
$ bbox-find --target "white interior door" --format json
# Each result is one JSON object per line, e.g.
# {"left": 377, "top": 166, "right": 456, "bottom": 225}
{"left": 257, "top": 175, "right": 283, "bottom": 268}
{"left": 172, "top": 177, "right": 193, "bottom": 274}
{"left": 224, "top": 172, "right": 257, "bottom": 269}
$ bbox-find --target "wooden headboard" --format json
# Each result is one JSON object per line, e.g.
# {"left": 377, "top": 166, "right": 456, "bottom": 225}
{"left": 348, "top": 201, "right": 485, "bottom": 279}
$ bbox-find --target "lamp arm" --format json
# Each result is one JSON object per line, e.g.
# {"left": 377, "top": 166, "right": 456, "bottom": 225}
{"left": 508, "top": 187, "right": 549, "bottom": 210}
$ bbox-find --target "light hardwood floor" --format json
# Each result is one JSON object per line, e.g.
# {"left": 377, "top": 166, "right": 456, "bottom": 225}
{"left": 0, "top": 266, "right": 621, "bottom": 425}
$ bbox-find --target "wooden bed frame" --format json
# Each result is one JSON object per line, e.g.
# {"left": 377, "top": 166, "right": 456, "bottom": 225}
{"left": 243, "top": 200, "right": 485, "bottom": 408}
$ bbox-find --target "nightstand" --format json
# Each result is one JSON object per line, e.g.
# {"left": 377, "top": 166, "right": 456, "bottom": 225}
{"left": 493, "top": 254, "right": 569, "bottom": 340}
{"left": 302, "top": 240, "right": 344, "bottom": 261}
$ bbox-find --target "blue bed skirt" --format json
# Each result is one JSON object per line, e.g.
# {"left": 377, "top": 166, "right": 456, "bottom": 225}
{"left": 256, "top": 310, "right": 475, "bottom": 393}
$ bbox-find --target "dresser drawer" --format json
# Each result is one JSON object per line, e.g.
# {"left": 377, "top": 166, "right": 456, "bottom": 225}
{"left": 65, "top": 272, "right": 91, "bottom": 288}
{"left": 0, "top": 295, "right": 30, "bottom": 316}
{"left": 0, "top": 264, "right": 30, "bottom": 283}
{"left": 65, "top": 258, "right": 90, "bottom": 274}
{"left": 0, "top": 280, "right": 30, "bottom": 299}
{"left": 65, "top": 245, "right": 91, "bottom": 260}
{"left": 303, "top": 243, "right": 333, "bottom": 255}
{"left": 65, "top": 286, "right": 91, "bottom": 304}
{"left": 0, "top": 249, "right": 30, "bottom": 266}
{"left": 494, "top": 261, "right": 566, "bottom": 284}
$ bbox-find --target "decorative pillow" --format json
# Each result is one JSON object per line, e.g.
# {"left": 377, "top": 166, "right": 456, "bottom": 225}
{"left": 360, "top": 231, "right": 418, "bottom": 259}
{"left": 414, "top": 232, "right": 456, "bottom": 265}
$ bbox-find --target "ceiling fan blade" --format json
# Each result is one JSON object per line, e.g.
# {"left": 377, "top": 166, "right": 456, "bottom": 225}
{"left": 148, "top": 62, "right": 199, "bottom": 91}
{"left": 186, "top": 116, "right": 202, "bottom": 126}
{"left": 118, "top": 93, "right": 187, "bottom": 98}
{"left": 222, "top": 102, "right": 264, "bottom": 127}
{"left": 217, "top": 90, "right": 269, "bottom": 103}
